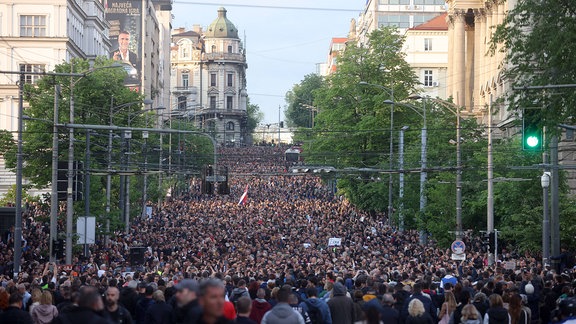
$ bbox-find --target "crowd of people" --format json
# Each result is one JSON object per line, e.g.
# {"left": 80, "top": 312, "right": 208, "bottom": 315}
{"left": 0, "top": 145, "right": 575, "bottom": 323}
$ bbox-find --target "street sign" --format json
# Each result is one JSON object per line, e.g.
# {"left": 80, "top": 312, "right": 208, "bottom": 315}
{"left": 451, "top": 253, "right": 466, "bottom": 261}
{"left": 451, "top": 240, "right": 466, "bottom": 254}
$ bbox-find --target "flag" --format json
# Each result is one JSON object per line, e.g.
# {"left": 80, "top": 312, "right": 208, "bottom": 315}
{"left": 238, "top": 185, "right": 248, "bottom": 205}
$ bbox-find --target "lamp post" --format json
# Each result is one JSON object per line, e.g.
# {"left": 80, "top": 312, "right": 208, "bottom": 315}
{"left": 359, "top": 82, "right": 395, "bottom": 227}
{"left": 541, "top": 171, "right": 551, "bottom": 265}
{"left": 383, "top": 99, "right": 426, "bottom": 239}
{"left": 424, "top": 97, "right": 463, "bottom": 240}
{"left": 398, "top": 125, "right": 409, "bottom": 232}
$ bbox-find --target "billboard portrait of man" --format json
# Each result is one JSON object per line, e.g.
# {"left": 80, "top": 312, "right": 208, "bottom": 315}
{"left": 111, "top": 30, "right": 139, "bottom": 69}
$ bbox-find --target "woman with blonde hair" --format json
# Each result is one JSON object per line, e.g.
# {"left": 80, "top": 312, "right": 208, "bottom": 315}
{"left": 30, "top": 290, "right": 58, "bottom": 324}
{"left": 438, "top": 291, "right": 457, "bottom": 324}
{"left": 484, "top": 294, "right": 510, "bottom": 324}
{"left": 28, "top": 288, "right": 42, "bottom": 313}
{"left": 461, "top": 304, "right": 482, "bottom": 324}
{"left": 406, "top": 299, "right": 434, "bottom": 324}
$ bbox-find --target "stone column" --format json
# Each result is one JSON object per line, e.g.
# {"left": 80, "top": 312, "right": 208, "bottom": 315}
{"left": 466, "top": 23, "right": 475, "bottom": 112}
{"left": 453, "top": 10, "right": 466, "bottom": 107}
{"left": 474, "top": 9, "right": 485, "bottom": 110}
{"left": 447, "top": 15, "right": 454, "bottom": 98}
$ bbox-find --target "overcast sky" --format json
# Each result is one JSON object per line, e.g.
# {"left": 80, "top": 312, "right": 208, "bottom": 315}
{"left": 171, "top": 0, "right": 365, "bottom": 123}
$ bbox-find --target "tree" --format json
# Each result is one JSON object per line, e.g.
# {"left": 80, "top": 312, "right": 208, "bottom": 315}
{"left": 303, "top": 26, "right": 418, "bottom": 213}
{"left": 246, "top": 98, "right": 263, "bottom": 135}
{"left": 491, "top": 0, "right": 576, "bottom": 130}
{"left": 284, "top": 74, "right": 324, "bottom": 128}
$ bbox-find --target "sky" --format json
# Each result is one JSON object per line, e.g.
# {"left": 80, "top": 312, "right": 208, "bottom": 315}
{"left": 171, "top": 0, "right": 366, "bottom": 123}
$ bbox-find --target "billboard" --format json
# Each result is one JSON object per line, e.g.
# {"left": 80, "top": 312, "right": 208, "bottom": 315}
{"left": 105, "top": 0, "right": 142, "bottom": 91}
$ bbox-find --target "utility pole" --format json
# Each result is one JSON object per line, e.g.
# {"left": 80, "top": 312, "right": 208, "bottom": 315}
{"left": 278, "top": 105, "right": 281, "bottom": 144}
{"left": 399, "top": 126, "right": 408, "bottom": 231}
{"left": 50, "top": 84, "right": 60, "bottom": 262}
{"left": 83, "top": 130, "right": 91, "bottom": 257}
{"left": 487, "top": 94, "right": 494, "bottom": 265}
{"left": 13, "top": 73, "right": 25, "bottom": 277}
{"left": 455, "top": 96, "right": 463, "bottom": 240}
{"left": 550, "top": 136, "right": 560, "bottom": 268}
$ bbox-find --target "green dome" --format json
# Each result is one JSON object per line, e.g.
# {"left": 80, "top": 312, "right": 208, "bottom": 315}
{"left": 205, "top": 7, "right": 239, "bottom": 39}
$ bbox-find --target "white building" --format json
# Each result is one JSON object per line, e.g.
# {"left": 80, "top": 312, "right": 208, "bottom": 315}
{"left": 403, "top": 13, "right": 448, "bottom": 99}
{"left": 0, "top": 0, "right": 110, "bottom": 195}
{"left": 170, "top": 8, "right": 248, "bottom": 146}
{"left": 356, "top": 0, "right": 447, "bottom": 45}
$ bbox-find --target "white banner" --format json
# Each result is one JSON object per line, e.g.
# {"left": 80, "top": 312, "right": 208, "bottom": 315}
{"left": 77, "top": 216, "right": 96, "bottom": 245}
{"left": 328, "top": 237, "right": 342, "bottom": 247}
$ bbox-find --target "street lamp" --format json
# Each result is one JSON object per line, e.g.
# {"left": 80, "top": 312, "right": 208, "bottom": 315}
{"left": 418, "top": 97, "right": 463, "bottom": 240}
{"left": 383, "top": 99, "right": 426, "bottom": 240}
{"left": 399, "top": 125, "right": 409, "bottom": 232}
{"left": 359, "top": 81, "right": 395, "bottom": 227}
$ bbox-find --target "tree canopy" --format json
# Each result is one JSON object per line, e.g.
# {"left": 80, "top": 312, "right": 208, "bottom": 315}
{"left": 284, "top": 74, "right": 324, "bottom": 128}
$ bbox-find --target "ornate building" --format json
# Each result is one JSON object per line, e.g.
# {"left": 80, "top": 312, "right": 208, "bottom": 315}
{"left": 170, "top": 7, "right": 248, "bottom": 146}
{"left": 446, "top": 0, "right": 517, "bottom": 124}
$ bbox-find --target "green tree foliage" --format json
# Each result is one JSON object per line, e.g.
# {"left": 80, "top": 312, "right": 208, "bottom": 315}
{"left": 284, "top": 74, "right": 324, "bottom": 128}
{"left": 246, "top": 98, "right": 263, "bottom": 135}
{"left": 491, "top": 0, "right": 576, "bottom": 129}
{"left": 303, "top": 26, "right": 417, "bottom": 212}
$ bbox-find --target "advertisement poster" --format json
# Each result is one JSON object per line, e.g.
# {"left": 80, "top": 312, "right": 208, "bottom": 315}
{"left": 104, "top": 0, "right": 142, "bottom": 90}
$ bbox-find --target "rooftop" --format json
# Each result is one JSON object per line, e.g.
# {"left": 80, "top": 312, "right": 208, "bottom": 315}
{"left": 409, "top": 13, "right": 448, "bottom": 31}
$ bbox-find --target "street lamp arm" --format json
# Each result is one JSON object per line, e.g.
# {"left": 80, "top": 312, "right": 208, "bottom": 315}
{"left": 383, "top": 100, "right": 424, "bottom": 119}
{"left": 359, "top": 81, "right": 394, "bottom": 98}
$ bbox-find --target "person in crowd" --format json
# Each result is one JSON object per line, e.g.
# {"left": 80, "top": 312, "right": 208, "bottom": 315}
{"left": 483, "top": 294, "right": 510, "bottom": 324}
{"left": 171, "top": 279, "right": 201, "bottom": 324}
{"left": 0, "top": 293, "right": 34, "bottom": 324}
{"left": 30, "top": 290, "right": 58, "bottom": 324}
{"left": 327, "top": 282, "right": 355, "bottom": 324}
{"left": 262, "top": 285, "right": 305, "bottom": 324}
{"left": 250, "top": 288, "right": 271, "bottom": 324}
{"left": 508, "top": 294, "right": 529, "bottom": 324}
{"left": 52, "top": 287, "right": 111, "bottom": 324}
{"left": 135, "top": 285, "right": 155, "bottom": 324}
{"left": 300, "top": 287, "right": 332, "bottom": 324}
{"left": 402, "top": 283, "right": 437, "bottom": 323}
{"left": 236, "top": 296, "right": 257, "bottom": 324}
{"left": 145, "top": 290, "right": 172, "bottom": 324}
{"left": 406, "top": 299, "right": 434, "bottom": 324}
{"left": 197, "top": 278, "right": 233, "bottom": 324}
{"left": 438, "top": 291, "right": 457, "bottom": 324}
{"left": 460, "top": 304, "right": 482, "bottom": 324}
{"left": 103, "top": 286, "right": 133, "bottom": 324}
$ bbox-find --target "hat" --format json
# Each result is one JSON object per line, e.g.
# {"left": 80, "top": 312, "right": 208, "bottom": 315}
{"left": 175, "top": 279, "right": 199, "bottom": 292}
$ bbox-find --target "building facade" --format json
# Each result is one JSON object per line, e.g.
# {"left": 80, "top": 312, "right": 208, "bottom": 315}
{"left": 403, "top": 13, "right": 448, "bottom": 99}
{"left": 445, "top": 0, "right": 516, "bottom": 124}
{"left": 356, "top": 0, "right": 447, "bottom": 45}
{"left": 170, "top": 8, "right": 248, "bottom": 146}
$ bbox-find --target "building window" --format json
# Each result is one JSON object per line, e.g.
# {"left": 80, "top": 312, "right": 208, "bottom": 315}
{"left": 181, "top": 73, "right": 189, "bottom": 88}
{"left": 227, "top": 73, "right": 233, "bottom": 87}
{"left": 19, "top": 64, "right": 45, "bottom": 83}
{"left": 210, "top": 73, "right": 217, "bottom": 87}
{"left": 211, "top": 45, "right": 216, "bottom": 53}
{"left": 424, "top": 70, "right": 433, "bottom": 87}
{"left": 178, "top": 96, "right": 187, "bottom": 110}
{"left": 378, "top": 15, "right": 410, "bottom": 28}
{"left": 20, "top": 15, "right": 47, "bottom": 37}
{"left": 227, "top": 45, "right": 233, "bottom": 53}
{"left": 424, "top": 38, "right": 432, "bottom": 51}
{"left": 210, "top": 96, "right": 217, "bottom": 109}
{"left": 227, "top": 122, "right": 235, "bottom": 131}
{"left": 181, "top": 46, "right": 189, "bottom": 58}
{"left": 226, "top": 96, "right": 233, "bottom": 110}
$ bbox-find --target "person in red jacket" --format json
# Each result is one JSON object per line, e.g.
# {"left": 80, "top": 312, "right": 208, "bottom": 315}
{"left": 250, "top": 288, "right": 272, "bottom": 324}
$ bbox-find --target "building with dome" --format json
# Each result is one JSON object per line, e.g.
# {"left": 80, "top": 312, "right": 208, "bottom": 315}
{"left": 170, "top": 7, "right": 248, "bottom": 146}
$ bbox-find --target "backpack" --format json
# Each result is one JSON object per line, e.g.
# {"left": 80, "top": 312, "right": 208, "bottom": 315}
{"left": 305, "top": 300, "right": 323, "bottom": 324}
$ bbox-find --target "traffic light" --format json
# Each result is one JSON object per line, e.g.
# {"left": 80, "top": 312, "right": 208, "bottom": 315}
{"left": 522, "top": 108, "right": 543, "bottom": 151}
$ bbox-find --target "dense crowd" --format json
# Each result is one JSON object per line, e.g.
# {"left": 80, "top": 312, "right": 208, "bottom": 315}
{"left": 0, "top": 145, "right": 575, "bottom": 323}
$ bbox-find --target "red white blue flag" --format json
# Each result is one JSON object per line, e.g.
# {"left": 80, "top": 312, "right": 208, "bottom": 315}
{"left": 238, "top": 185, "right": 248, "bottom": 205}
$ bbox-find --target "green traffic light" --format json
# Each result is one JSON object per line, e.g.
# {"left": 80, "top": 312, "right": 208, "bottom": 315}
{"left": 526, "top": 135, "right": 539, "bottom": 148}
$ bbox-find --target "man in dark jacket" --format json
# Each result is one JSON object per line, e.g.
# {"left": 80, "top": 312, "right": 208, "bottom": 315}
{"left": 300, "top": 287, "right": 332, "bottom": 324}
{"left": 327, "top": 282, "right": 355, "bottom": 324}
{"left": 250, "top": 288, "right": 272, "bottom": 323}
{"left": 0, "top": 292, "right": 33, "bottom": 324}
{"left": 52, "top": 287, "right": 112, "bottom": 324}
{"left": 171, "top": 279, "right": 202, "bottom": 324}
{"left": 135, "top": 285, "right": 154, "bottom": 324}
{"left": 379, "top": 293, "right": 400, "bottom": 324}
{"left": 104, "top": 286, "right": 133, "bottom": 324}
{"left": 401, "top": 283, "right": 437, "bottom": 323}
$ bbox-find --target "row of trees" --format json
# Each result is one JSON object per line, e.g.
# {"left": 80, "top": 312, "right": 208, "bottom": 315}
{"left": 284, "top": 21, "right": 576, "bottom": 251}
{"left": 0, "top": 57, "right": 262, "bottom": 235}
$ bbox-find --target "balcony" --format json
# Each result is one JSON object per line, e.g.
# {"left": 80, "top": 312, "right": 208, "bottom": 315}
{"left": 172, "top": 86, "right": 197, "bottom": 94}
{"left": 203, "top": 52, "right": 246, "bottom": 62}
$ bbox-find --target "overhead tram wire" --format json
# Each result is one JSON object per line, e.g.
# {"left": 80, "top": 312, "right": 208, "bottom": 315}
{"left": 173, "top": 1, "right": 361, "bottom": 12}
